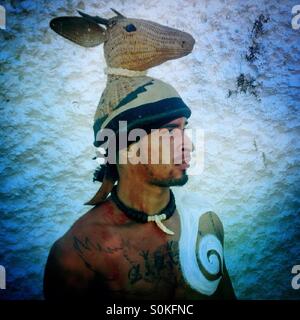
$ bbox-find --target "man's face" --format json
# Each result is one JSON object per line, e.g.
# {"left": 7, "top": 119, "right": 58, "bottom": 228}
{"left": 123, "top": 117, "right": 193, "bottom": 187}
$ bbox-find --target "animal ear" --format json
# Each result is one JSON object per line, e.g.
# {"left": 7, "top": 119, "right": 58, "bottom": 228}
{"left": 50, "top": 17, "right": 106, "bottom": 47}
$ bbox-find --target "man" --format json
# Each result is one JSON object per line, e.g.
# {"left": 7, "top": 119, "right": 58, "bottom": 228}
{"left": 43, "top": 79, "right": 236, "bottom": 300}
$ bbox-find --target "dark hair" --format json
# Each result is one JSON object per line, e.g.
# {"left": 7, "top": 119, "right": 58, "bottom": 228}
{"left": 92, "top": 132, "right": 145, "bottom": 183}
{"left": 92, "top": 140, "right": 120, "bottom": 183}
{"left": 93, "top": 163, "right": 119, "bottom": 182}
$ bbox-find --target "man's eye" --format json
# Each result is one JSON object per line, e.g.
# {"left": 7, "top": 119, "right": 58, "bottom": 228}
{"left": 124, "top": 24, "right": 137, "bottom": 32}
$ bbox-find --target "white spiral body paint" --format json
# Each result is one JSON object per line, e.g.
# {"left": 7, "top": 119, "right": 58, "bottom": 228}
{"left": 196, "top": 234, "right": 223, "bottom": 283}
{"left": 176, "top": 192, "right": 224, "bottom": 296}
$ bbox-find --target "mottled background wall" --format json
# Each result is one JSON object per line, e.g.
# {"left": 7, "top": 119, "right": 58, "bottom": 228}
{"left": 0, "top": 0, "right": 299, "bottom": 299}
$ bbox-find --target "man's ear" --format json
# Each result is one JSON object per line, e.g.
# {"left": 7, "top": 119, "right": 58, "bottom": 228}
{"left": 50, "top": 17, "right": 106, "bottom": 47}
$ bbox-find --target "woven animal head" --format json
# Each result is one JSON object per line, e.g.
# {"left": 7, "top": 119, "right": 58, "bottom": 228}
{"left": 50, "top": 8, "right": 195, "bottom": 71}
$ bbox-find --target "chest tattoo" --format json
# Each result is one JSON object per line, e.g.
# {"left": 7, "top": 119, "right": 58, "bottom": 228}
{"left": 73, "top": 236, "right": 184, "bottom": 288}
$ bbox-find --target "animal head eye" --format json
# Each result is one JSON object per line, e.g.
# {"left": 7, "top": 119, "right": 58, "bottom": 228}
{"left": 124, "top": 24, "right": 137, "bottom": 32}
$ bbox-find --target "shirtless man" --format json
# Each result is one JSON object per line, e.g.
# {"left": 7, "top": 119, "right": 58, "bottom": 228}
{"left": 43, "top": 113, "right": 236, "bottom": 300}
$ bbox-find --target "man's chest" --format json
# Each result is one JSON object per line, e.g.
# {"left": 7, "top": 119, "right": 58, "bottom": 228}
{"left": 100, "top": 238, "right": 185, "bottom": 299}
{"left": 73, "top": 215, "right": 205, "bottom": 299}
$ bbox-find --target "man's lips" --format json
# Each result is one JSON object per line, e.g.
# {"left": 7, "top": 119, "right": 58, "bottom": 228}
{"left": 174, "top": 154, "right": 191, "bottom": 165}
{"left": 177, "top": 162, "right": 190, "bottom": 170}
{"left": 174, "top": 154, "right": 191, "bottom": 170}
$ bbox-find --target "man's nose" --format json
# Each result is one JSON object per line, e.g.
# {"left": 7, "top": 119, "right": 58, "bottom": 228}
{"left": 182, "top": 132, "right": 194, "bottom": 153}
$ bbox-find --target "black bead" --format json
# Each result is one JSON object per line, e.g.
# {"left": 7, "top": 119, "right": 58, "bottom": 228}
{"left": 124, "top": 24, "right": 137, "bottom": 32}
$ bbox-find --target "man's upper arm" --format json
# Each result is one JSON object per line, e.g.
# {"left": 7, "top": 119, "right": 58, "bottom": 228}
{"left": 43, "top": 239, "right": 95, "bottom": 300}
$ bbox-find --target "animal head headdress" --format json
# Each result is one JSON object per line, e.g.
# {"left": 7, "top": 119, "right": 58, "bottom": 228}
{"left": 50, "top": 8, "right": 195, "bottom": 204}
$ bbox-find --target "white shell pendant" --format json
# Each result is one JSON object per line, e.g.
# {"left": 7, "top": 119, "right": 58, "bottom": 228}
{"left": 147, "top": 213, "right": 175, "bottom": 235}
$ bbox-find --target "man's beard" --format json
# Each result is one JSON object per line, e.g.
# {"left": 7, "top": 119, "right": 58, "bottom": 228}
{"left": 149, "top": 171, "right": 189, "bottom": 187}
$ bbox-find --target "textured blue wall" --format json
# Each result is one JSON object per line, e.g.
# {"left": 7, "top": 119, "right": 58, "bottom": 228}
{"left": 0, "top": 0, "right": 299, "bottom": 299}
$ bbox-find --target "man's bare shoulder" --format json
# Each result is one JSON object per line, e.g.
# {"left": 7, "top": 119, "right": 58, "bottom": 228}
{"left": 69, "top": 196, "right": 129, "bottom": 233}
{"left": 46, "top": 197, "right": 123, "bottom": 269}
{"left": 43, "top": 198, "right": 121, "bottom": 300}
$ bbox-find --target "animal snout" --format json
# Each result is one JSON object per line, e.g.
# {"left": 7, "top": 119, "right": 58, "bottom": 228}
{"left": 182, "top": 34, "right": 195, "bottom": 51}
